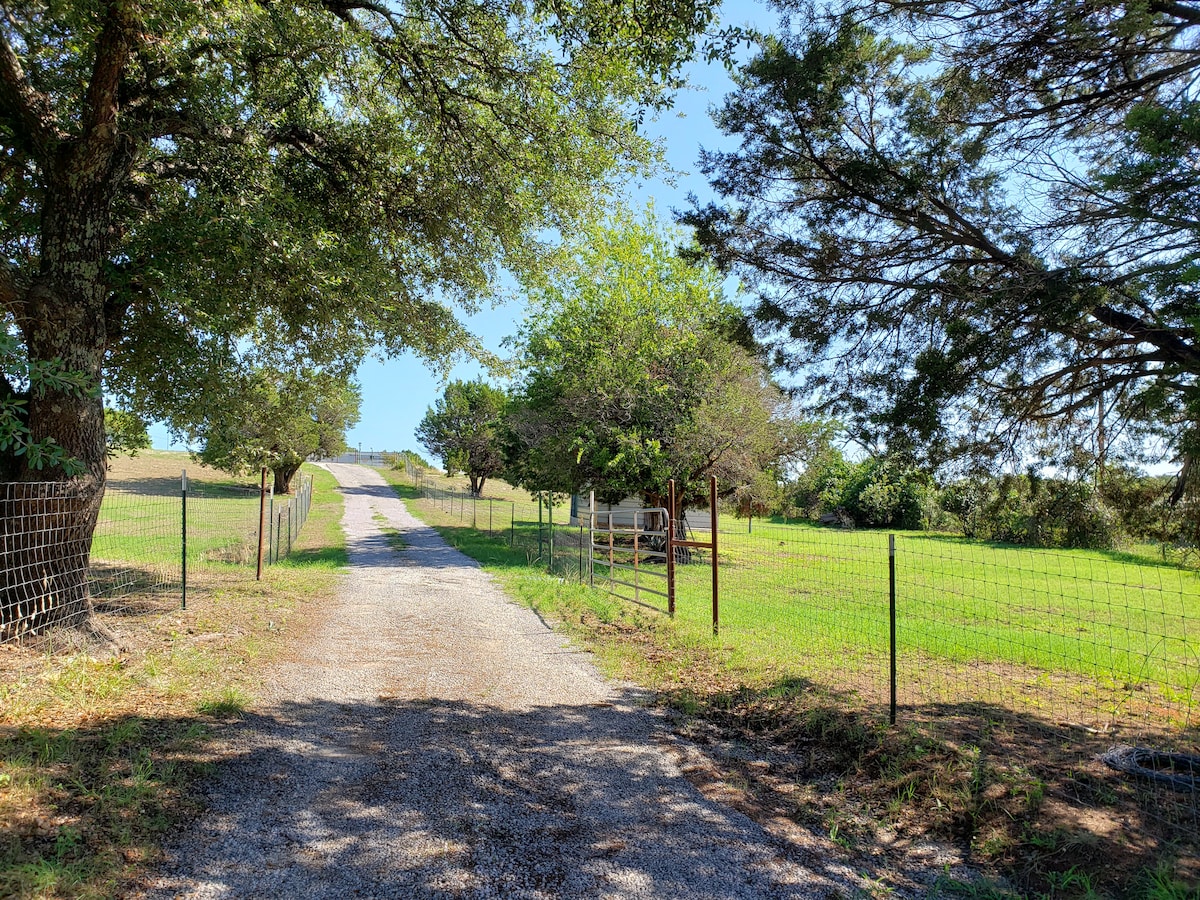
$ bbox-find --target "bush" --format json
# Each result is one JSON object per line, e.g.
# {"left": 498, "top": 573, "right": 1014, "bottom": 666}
{"left": 942, "top": 474, "right": 1118, "bottom": 550}
{"left": 839, "top": 457, "right": 937, "bottom": 529}
{"left": 792, "top": 454, "right": 937, "bottom": 530}
{"left": 789, "top": 450, "right": 851, "bottom": 518}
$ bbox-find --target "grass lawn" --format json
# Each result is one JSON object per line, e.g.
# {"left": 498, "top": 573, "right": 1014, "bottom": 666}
{"left": 394, "top": 464, "right": 1200, "bottom": 729}
{"left": 0, "top": 455, "right": 346, "bottom": 900}
{"left": 671, "top": 520, "right": 1200, "bottom": 730}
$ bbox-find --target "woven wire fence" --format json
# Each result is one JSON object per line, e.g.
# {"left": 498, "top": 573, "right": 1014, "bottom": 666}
{"left": 408, "top": 471, "right": 589, "bottom": 579}
{"left": 1, "top": 472, "right": 317, "bottom": 643}
{"left": 675, "top": 513, "right": 1199, "bottom": 834}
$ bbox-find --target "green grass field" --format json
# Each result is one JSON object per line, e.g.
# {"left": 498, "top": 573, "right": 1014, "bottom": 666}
{"left": 393, "top": 466, "right": 1200, "bottom": 731}
{"left": 669, "top": 520, "right": 1200, "bottom": 729}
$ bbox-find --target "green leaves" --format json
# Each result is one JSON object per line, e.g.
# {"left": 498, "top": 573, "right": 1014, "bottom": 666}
{"left": 186, "top": 363, "right": 360, "bottom": 485}
{"left": 0, "top": 335, "right": 90, "bottom": 477}
{"left": 1, "top": 0, "right": 718, "bottom": 481}
{"left": 505, "top": 207, "right": 798, "bottom": 509}
{"left": 416, "top": 379, "right": 508, "bottom": 495}
{"left": 687, "top": 0, "right": 1200, "bottom": 473}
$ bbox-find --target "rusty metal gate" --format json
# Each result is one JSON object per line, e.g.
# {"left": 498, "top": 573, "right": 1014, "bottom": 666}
{"left": 586, "top": 497, "right": 672, "bottom": 611}
{"left": 585, "top": 477, "right": 721, "bottom": 632}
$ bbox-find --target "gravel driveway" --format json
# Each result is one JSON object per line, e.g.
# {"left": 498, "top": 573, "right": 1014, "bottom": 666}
{"left": 137, "top": 463, "right": 867, "bottom": 899}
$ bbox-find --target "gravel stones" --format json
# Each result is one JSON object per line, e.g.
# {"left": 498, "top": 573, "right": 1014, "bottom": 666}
{"left": 135, "top": 464, "right": 865, "bottom": 899}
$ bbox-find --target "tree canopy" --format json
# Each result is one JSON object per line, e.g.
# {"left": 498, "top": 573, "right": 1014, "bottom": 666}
{"left": 191, "top": 365, "right": 360, "bottom": 494}
{"left": 504, "top": 209, "right": 800, "bottom": 516}
{"left": 103, "top": 407, "right": 150, "bottom": 458}
{"left": 0, "top": 0, "right": 719, "bottom": 485}
{"left": 416, "top": 379, "right": 508, "bottom": 496}
{"left": 0, "top": 0, "right": 719, "bottom": 629}
{"left": 684, "top": 0, "right": 1200, "bottom": 487}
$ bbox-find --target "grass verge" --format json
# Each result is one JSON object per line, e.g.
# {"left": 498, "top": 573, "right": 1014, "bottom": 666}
{"left": 0, "top": 460, "right": 346, "bottom": 899}
{"left": 381, "top": 465, "right": 1200, "bottom": 900}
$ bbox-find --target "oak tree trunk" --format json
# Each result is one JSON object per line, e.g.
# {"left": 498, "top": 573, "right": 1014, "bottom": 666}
{"left": 0, "top": 142, "right": 121, "bottom": 637}
{"left": 274, "top": 463, "right": 302, "bottom": 495}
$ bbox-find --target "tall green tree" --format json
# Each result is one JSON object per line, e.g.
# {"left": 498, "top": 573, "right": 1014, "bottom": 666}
{"left": 505, "top": 209, "right": 800, "bottom": 524}
{"left": 416, "top": 380, "right": 508, "bottom": 496}
{"left": 0, "top": 0, "right": 716, "bottom": 631}
{"left": 190, "top": 366, "right": 360, "bottom": 494}
{"left": 684, "top": 0, "right": 1200, "bottom": 483}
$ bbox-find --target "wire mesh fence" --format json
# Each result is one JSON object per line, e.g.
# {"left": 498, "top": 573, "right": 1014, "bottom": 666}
{"left": 1, "top": 471, "right": 318, "bottom": 643}
{"left": 685, "top": 513, "right": 1199, "bottom": 833}
{"left": 402, "top": 465, "right": 1199, "bottom": 835}
{"left": 408, "top": 470, "right": 590, "bottom": 579}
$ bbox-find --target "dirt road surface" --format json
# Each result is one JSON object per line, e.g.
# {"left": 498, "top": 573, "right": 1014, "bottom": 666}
{"left": 137, "top": 463, "right": 871, "bottom": 899}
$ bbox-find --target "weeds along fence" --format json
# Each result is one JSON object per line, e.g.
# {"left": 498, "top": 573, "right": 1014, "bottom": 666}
{"left": 406, "top": 470, "right": 1199, "bottom": 833}
{"left": 0, "top": 472, "right": 315, "bottom": 643}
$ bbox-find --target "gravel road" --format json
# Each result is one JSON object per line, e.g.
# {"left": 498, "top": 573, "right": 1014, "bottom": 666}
{"left": 137, "top": 463, "right": 869, "bottom": 899}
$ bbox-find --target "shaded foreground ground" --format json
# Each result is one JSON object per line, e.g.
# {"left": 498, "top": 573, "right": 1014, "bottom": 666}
{"left": 135, "top": 463, "right": 956, "bottom": 898}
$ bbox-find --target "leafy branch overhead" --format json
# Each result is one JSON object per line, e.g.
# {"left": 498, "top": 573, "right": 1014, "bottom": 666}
{"left": 684, "top": 0, "right": 1200, "bottom": 483}
{"left": 0, "top": 0, "right": 717, "bottom": 629}
{"left": 0, "top": 0, "right": 719, "bottom": 485}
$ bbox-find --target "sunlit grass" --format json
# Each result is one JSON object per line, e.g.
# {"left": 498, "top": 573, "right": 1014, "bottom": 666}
{"left": 382, "top": 466, "right": 1200, "bottom": 725}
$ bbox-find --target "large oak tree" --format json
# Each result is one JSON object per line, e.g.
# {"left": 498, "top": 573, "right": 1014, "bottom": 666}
{"left": 0, "top": 0, "right": 717, "bottom": 633}
{"left": 685, "top": 0, "right": 1200, "bottom": 483}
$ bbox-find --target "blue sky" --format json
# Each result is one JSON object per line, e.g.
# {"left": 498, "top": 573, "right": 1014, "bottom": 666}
{"left": 149, "top": 0, "right": 773, "bottom": 454}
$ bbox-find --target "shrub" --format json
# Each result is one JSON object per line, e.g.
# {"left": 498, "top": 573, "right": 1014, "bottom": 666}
{"left": 942, "top": 474, "right": 1118, "bottom": 549}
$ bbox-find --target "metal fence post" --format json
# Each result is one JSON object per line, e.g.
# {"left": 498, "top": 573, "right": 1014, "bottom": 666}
{"left": 181, "top": 470, "right": 188, "bottom": 609}
{"left": 538, "top": 493, "right": 544, "bottom": 560}
{"left": 589, "top": 490, "right": 596, "bottom": 588}
{"left": 548, "top": 492, "right": 554, "bottom": 573}
{"left": 510, "top": 501, "right": 515, "bottom": 546}
{"left": 256, "top": 467, "right": 267, "bottom": 580}
{"left": 710, "top": 475, "right": 719, "bottom": 637}
{"left": 889, "top": 533, "right": 897, "bottom": 727}
{"left": 268, "top": 485, "right": 275, "bottom": 564}
{"left": 666, "top": 480, "right": 675, "bottom": 616}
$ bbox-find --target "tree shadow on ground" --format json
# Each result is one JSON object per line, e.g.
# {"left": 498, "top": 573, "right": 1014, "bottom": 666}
{"left": 4, "top": 695, "right": 886, "bottom": 900}
{"left": 664, "top": 672, "right": 1200, "bottom": 898}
